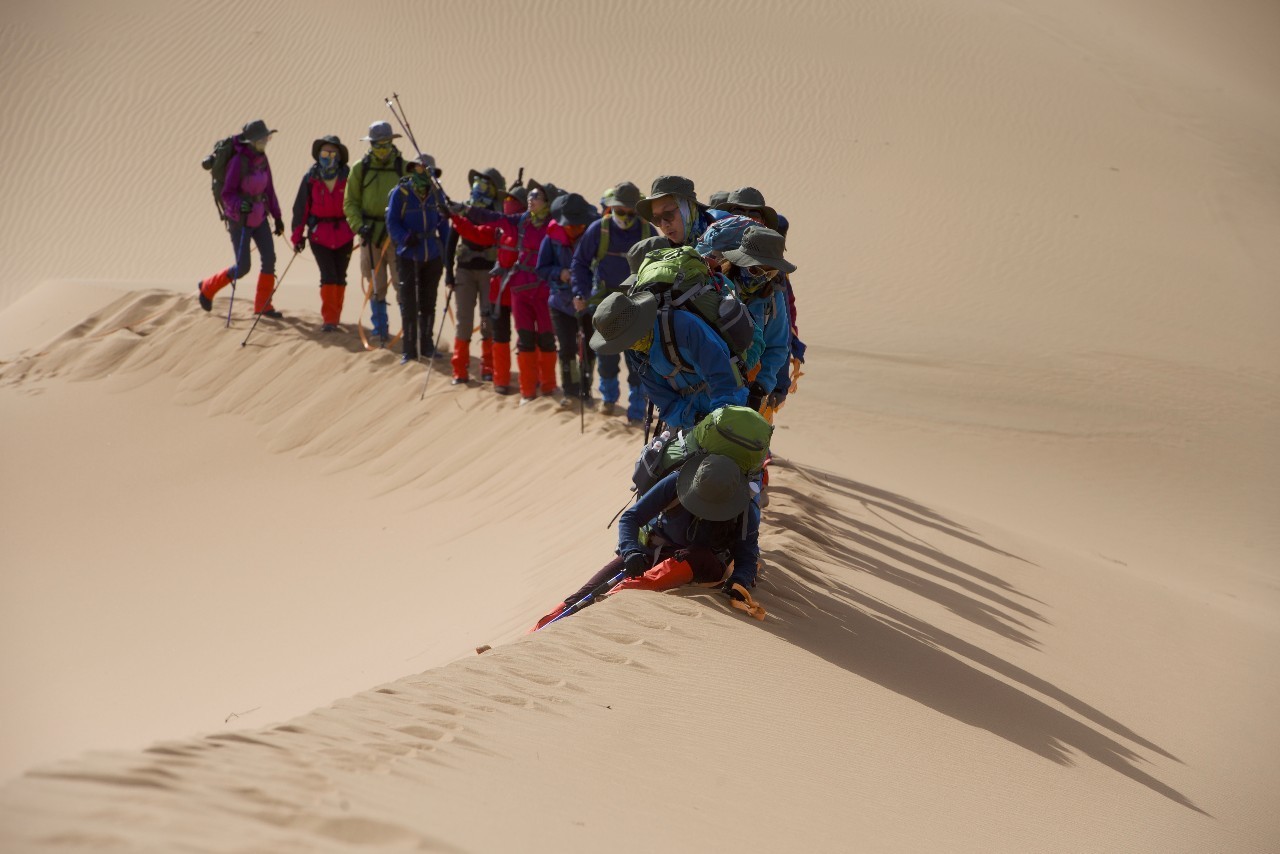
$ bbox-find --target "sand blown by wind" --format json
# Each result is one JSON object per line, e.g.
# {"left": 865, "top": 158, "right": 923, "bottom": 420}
{"left": 1, "top": 0, "right": 1278, "bottom": 851}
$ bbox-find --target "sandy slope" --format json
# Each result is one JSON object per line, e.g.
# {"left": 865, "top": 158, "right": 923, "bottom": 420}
{"left": 2, "top": 0, "right": 1279, "bottom": 851}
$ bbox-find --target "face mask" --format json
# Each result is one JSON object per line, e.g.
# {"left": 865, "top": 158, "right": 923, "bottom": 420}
{"left": 371, "top": 142, "right": 393, "bottom": 161}
{"left": 318, "top": 153, "right": 337, "bottom": 172}
{"left": 629, "top": 330, "right": 654, "bottom": 352}
{"left": 470, "top": 179, "right": 495, "bottom": 207}
{"left": 737, "top": 265, "right": 775, "bottom": 295}
{"left": 411, "top": 172, "right": 430, "bottom": 193}
{"left": 612, "top": 211, "right": 635, "bottom": 229}
{"left": 503, "top": 197, "right": 526, "bottom": 215}
{"left": 252, "top": 138, "right": 268, "bottom": 153}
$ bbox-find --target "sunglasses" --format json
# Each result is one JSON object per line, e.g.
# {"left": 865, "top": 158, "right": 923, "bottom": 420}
{"left": 527, "top": 189, "right": 545, "bottom": 200}
{"left": 650, "top": 207, "right": 682, "bottom": 226}
{"left": 727, "top": 207, "right": 765, "bottom": 221}
{"left": 744, "top": 265, "right": 779, "bottom": 279}
{"left": 371, "top": 141, "right": 393, "bottom": 150}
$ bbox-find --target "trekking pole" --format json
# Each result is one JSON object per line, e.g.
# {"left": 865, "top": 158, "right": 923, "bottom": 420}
{"left": 643, "top": 400, "right": 655, "bottom": 444}
{"left": 418, "top": 282, "right": 454, "bottom": 400}
{"left": 606, "top": 491, "right": 634, "bottom": 529}
{"left": 541, "top": 571, "right": 627, "bottom": 629}
{"left": 576, "top": 317, "right": 587, "bottom": 435}
{"left": 240, "top": 249, "right": 299, "bottom": 348}
{"left": 225, "top": 217, "right": 253, "bottom": 329}
{"left": 385, "top": 94, "right": 451, "bottom": 206}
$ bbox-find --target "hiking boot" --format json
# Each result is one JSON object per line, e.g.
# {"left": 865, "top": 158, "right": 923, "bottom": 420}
{"left": 450, "top": 376, "right": 468, "bottom": 386}
{"left": 494, "top": 384, "right": 515, "bottom": 396}
{"left": 197, "top": 282, "right": 212, "bottom": 312}
{"left": 627, "top": 418, "right": 644, "bottom": 427}
{"left": 400, "top": 353, "right": 419, "bottom": 365}
{"left": 322, "top": 323, "right": 339, "bottom": 333}
{"left": 600, "top": 401, "right": 617, "bottom": 416}
{"left": 260, "top": 308, "right": 283, "bottom": 319}
{"left": 519, "top": 395, "right": 538, "bottom": 407}
{"left": 481, "top": 370, "right": 494, "bottom": 382}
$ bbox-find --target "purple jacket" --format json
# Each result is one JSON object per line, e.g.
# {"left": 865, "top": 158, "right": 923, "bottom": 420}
{"left": 222, "top": 141, "right": 282, "bottom": 229}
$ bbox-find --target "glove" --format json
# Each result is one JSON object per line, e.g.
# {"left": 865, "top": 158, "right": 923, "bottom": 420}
{"left": 622, "top": 552, "right": 649, "bottom": 578}
{"left": 239, "top": 199, "right": 252, "bottom": 214}
{"left": 402, "top": 232, "right": 421, "bottom": 248}
{"left": 359, "top": 223, "right": 374, "bottom": 240}
{"left": 292, "top": 237, "right": 305, "bottom": 254}
{"left": 723, "top": 580, "right": 748, "bottom": 603}
{"left": 273, "top": 218, "right": 284, "bottom": 237}
{"left": 747, "top": 381, "right": 768, "bottom": 412}
{"left": 444, "top": 274, "right": 456, "bottom": 288}
{"left": 447, "top": 200, "right": 467, "bottom": 216}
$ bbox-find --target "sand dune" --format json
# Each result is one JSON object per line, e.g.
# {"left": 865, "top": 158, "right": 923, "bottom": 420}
{"left": 2, "top": 0, "right": 1278, "bottom": 850}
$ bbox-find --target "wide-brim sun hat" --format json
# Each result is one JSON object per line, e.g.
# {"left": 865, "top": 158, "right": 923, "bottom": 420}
{"left": 677, "top": 454, "right": 752, "bottom": 521}
{"left": 467, "top": 167, "right": 507, "bottom": 195}
{"left": 407, "top": 153, "right": 443, "bottom": 177}
{"left": 360, "top": 121, "right": 401, "bottom": 142}
{"left": 589, "top": 291, "right": 657, "bottom": 355}
{"left": 722, "top": 226, "right": 796, "bottom": 274}
{"left": 554, "top": 192, "right": 597, "bottom": 227}
{"left": 611, "top": 181, "right": 643, "bottom": 210}
{"left": 636, "top": 175, "right": 707, "bottom": 224}
{"left": 724, "top": 186, "right": 779, "bottom": 230}
{"left": 241, "top": 119, "right": 277, "bottom": 143}
{"left": 311, "top": 135, "right": 349, "bottom": 165}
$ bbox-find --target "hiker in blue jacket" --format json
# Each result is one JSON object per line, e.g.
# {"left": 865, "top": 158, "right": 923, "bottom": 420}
{"left": 537, "top": 192, "right": 596, "bottom": 402}
{"left": 721, "top": 226, "right": 795, "bottom": 411}
{"left": 571, "top": 181, "right": 654, "bottom": 421}
{"left": 590, "top": 290, "right": 746, "bottom": 430}
{"left": 635, "top": 174, "right": 716, "bottom": 248}
{"left": 386, "top": 154, "right": 450, "bottom": 364}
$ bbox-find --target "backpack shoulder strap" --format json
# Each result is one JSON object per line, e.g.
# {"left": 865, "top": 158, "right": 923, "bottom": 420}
{"left": 657, "top": 307, "right": 689, "bottom": 375}
{"left": 595, "top": 214, "right": 611, "bottom": 263}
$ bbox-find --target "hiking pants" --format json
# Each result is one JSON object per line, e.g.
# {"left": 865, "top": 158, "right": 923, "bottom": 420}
{"left": 512, "top": 282, "right": 554, "bottom": 353}
{"left": 551, "top": 309, "right": 593, "bottom": 397}
{"left": 395, "top": 255, "right": 443, "bottom": 360}
{"left": 596, "top": 352, "right": 646, "bottom": 416}
{"left": 452, "top": 266, "right": 491, "bottom": 342}
{"left": 361, "top": 238, "right": 395, "bottom": 301}
{"left": 229, "top": 220, "right": 275, "bottom": 279}
{"left": 312, "top": 242, "right": 354, "bottom": 286}
{"left": 563, "top": 547, "right": 725, "bottom": 607}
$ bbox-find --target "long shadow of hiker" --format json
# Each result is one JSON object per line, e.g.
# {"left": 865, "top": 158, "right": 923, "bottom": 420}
{"left": 732, "top": 458, "right": 1206, "bottom": 815}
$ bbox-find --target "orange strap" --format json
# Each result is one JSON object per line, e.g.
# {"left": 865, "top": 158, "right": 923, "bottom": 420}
{"left": 728, "top": 583, "right": 767, "bottom": 621}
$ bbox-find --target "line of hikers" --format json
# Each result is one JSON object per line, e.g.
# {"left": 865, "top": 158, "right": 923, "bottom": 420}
{"left": 197, "top": 118, "right": 806, "bottom": 621}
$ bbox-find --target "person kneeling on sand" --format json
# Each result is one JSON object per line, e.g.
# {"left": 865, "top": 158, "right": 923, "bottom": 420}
{"left": 533, "top": 453, "right": 765, "bottom": 630}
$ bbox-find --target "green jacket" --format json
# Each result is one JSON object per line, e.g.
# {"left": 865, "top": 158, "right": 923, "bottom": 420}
{"left": 344, "top": 146, "right": 408, "bottom": 244}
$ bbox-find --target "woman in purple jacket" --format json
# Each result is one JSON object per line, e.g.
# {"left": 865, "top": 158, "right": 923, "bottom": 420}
{"left": 197, "top": 120, "right": 285, "bottom": 317}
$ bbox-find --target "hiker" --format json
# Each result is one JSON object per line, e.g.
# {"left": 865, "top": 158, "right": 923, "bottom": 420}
{"left": 197, "top": 120, "right": 285, "bottom": 317}
{"left": 386, "top": 154, "right": 450, "bottom": 364}
{"left": 450, "top": 181, "right": 558, "bottom": 402}
{"left": 720, "top": 227, "right": 795, "bottom": 413}
{"left": 289, "top": 135, "right": 355, "bottom": 331}
{"left": 635, "top": 175, "right": 715, "bottom": 247}
{"left": 344, "top": 121, "right": 410, "bottom": 346}
{"left": 537, "top": 192, "right": 597, "bottom": 402}
{"left": 707, "top": 189, "right": 731, "bottom": 211}
{"left": 590, "top": 289, "right": 746, "bottom": 430}
{"left": 571, "top": 181, "right": 655, "bottom": 420}
{"left": 444, "top": 167, "right": 506, "bottom": 384}
{"left": 533, "top": 453, "right": 764, "bottom": 629}
{"left": 718, "top": 186, "right": 780, "bottom": 230}
{"left": 597, "top": 186, "right": 616, "bottom": 217}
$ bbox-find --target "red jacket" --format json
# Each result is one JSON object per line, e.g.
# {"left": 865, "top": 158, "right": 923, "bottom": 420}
{"left": 290, "top": 166, "right": 356, "bottom": 250}
{"left": 450, "top": 211, "right": 550, "bottom": 307}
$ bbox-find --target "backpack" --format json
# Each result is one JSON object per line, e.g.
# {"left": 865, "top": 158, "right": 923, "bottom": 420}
{"left": 693, "top": 214, "right": 759, "bottom": 258}
{"left": 201, "top": 134, "right": 239, "bottom": 221}
{"left": 630, "top": 406, "right": 772, "bottom": 496}
{"left": 630, "top": 246, "right": 756, "bottom": 361}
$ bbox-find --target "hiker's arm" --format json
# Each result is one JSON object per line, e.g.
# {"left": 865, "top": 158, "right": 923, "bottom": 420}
{"left": 435, "top": 206, "right": 451, "bottom": 255}
{"left": 444, "top": 229, "right": 460, "bottom": 284}
{"left": 570, "top": 222, "right": 597, "bottom": 299}
{"left": 449, "top": 214, "right": 494, "bottom": 247}
{"left": 678, "top": 313, "right": 748, "bottom": 409}
{"left": 727, "top": 500, "right": 761, "bottom": 588}
{"left": 343, "top": 162, "right": 364, "bottom": 233}
{"left": 464, "top": 206, "right": 503, "bottom": 224}
{"left": 266, "top": 165, "right": 282, "bottom": 221}
{"left": 535, "top": 236, "right": 561, "bottom": 284}
{"left": 617, "top": 472, "right": 680, "bottom": 560}
{"left": 290, "top": 175, "right": 309, "bottom": 246}
{"left": 385, "top": 189, "right": 406, "bottom": 248}
{"left": 755, "top": 293, "right": 791, "bottom": 394}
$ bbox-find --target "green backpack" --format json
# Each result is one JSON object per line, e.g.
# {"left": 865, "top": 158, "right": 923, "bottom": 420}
{"left": 629, "top": 246, "right": 756, "bottom": 360}
{"left": 630, "top": 405, "right": 772, "bottom": 496}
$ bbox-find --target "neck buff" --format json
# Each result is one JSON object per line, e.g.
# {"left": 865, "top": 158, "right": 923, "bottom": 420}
{"left": 317, "top": 153, "right": 339, "bottom": 180}
{"left": 529, "top": 206, "right": 550, "bottom": 227}
{"left": 612, "top": 211, "right": 636, "bottom": 229}
{"left": 630, "top": 329, "right": 654, "bottom": 352}
{"left": 470, "top": 180, "right": 495, "bottom": 208}
{"left": 411, "top": 172, "right": 431, "bottom": 194}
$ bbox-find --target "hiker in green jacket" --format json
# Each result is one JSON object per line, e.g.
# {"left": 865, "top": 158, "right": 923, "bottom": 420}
{"left": 344, "top": 121, "right": 410, "bottom": 343}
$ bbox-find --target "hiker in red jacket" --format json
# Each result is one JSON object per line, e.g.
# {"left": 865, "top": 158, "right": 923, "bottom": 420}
{"left": 290, "top": 135, "right": 355, "bottom": 331}
{"left": 450, "top": 182, "right": 559, "bottom": 401}
{"left": 198, "top": 120, "right": 284, "bottom": 317}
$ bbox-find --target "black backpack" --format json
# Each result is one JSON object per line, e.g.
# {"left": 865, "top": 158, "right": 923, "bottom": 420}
{"left": 201, "top": 134, "right": 239, "bottom": 221}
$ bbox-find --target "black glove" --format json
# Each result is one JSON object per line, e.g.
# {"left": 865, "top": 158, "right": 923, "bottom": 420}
{"left": 402, "top": 232, "right": 421, "bottom": 248}
{"left": 447, "top": 200, "right": 467, "bottom": 216}
{"left": 445, "top": 274, "right": 456, "bottom": 288}
{"left": 239, "top": 199, "right": 253, "bottom": 213}
{"left": 722, "top": 580, "right": 748, "bottom": 602}
{"left": 622, "top": 552, "right": 649, "bottom": 578}
{"left": 747, "top": 381, "right": 768, "bottom": 411}
{"left": 273, "top": 218, "right": 284, "bottom": 237}
{"left": 292, "top": 237, "right": 305, "bottom": 254}
{"left": 359, "top": 223, "right": 374, "bottom": 240}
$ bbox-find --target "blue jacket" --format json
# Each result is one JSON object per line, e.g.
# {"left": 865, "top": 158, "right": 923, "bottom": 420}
{"left": 536, "top": 230, "right": 582, "bottom": 317}
{"left": 385, "top": 180, "right": 450, "bottom": 262}
{"left": 617, "top": 470, "right": 761, "bottom": 587}
{"left": 744, "top": 286, "right": 791, "bottom": 394}
{"left": 623, "top": 309, "right": 747, "bottom": 430}
{"left": 570, "top": 215, "right": 652, "bottom": 303}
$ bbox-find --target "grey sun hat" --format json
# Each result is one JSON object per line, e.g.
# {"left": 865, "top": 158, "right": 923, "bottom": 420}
{"left": 552, "top": 192, "right": 597, "bottom": 227}
{"left": 240, "top": 119, "right": 276, "bottom": 143}
{"left": 610, "top": 181, "right": 643, "bottom": 210}
{"left": 311, "top": 135, "right": 348, "bottom": 165}
{"left": 626, "top": 235, "right": 673, "bottom": 274}
{"left": 636, "top": 175, "right": 706, "bottom": 223}
{"left": 724, "top": 187, "right": 779, "bottom": 230}
{"left": 467, "top": 167, "right": 507, "bottom": 194}
{"left": 526, "top": 179, "right": 552, "bottom": 205}
{"left": 506, "top": 185, "right": 529, "bottom": 207}
{"left": 708, "top": 190, "right": 731, "bottom": 210}
{"left": 406, "top": 153, "right": 443, "bottom": 177}
{"left": 722, "top": 226, "right": 796, "bottom": 274}
{"left": 360, "top": 121, "right": 401, "bottom": 142}
{"left": 589, "top": 290, "right": 658, "bottom": 355}
{"left": 676, "top": 454, "right": 752, "bottom": 522}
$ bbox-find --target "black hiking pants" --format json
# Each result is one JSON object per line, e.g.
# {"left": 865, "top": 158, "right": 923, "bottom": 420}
{"left": 395, "top": 255, "right": 443, "bottom": 359}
